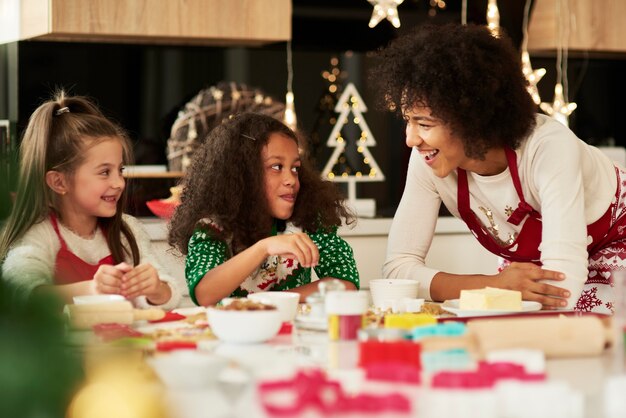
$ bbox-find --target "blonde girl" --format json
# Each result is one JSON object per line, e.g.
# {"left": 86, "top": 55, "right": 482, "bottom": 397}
{"left": 0, "top": 92, "right": 181, "bottom": 309}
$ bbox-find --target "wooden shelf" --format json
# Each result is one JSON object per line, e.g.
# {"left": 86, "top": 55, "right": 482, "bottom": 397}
{"left": 528, "top": 0, "right": 626, "bottom": 56}
{"left": 14, "top": 0, "right": 291, "bottom": 46}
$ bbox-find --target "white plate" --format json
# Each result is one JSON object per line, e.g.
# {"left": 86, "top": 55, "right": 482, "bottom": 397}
{"left": 294, "top": 315, "right": 327, "bottom": 331}
{"left": 441, "top": 299, "right": 542, "bottom": 317}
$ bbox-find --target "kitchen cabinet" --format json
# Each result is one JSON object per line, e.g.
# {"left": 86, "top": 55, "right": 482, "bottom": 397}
{"left": 4, "top": 0, "right": 291, "bottom": 45}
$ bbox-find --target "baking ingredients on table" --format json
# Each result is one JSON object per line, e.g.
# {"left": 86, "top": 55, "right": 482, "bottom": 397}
{"left": 459, "top": 287, "right": 522, "bottom": 311}
{"left": 369, "top": 279, "right": 420, "bottom": 310}
{"left": 325, "top": 291, "right": 369, "bottom": 341}
{"left": 67, "top": 301, "right": 165, "bottom": 329}
{"left": 384, "top": 313, "right": 437, "bottom": 330}
{"left": 247, "top": 291, "right": 300, "bottom": 322}
{"left": 206, "top": 304, "right": 282, "bottom": 344}
{"left": 216, "top": 299, "right": 275, "bottom": 311}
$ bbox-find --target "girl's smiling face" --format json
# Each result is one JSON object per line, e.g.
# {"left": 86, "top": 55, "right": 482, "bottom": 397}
{"left": 64, "top": 137, "right": 126, "bottom": 221}
{"left": 262, "top": 133, "right": 301, "bottom": 220}
{"left": 404, "top": 106, "right": 468, "bottom": 178}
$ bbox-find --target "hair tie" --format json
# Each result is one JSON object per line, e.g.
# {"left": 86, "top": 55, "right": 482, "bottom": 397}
{"left": 55, "top": 107, "right": 70, "bottom": 116}
{"left": 241, "top": 133, "right": 257, "bottom": 141}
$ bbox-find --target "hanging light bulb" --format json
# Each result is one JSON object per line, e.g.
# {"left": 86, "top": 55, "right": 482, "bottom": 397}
{"left": 486, "top": 0, "right": 500, "bottom": 36}
{"left": 284, "top": 91, "right": 297, "bottom": 130}
{"left": 283, "top": 41, "right": 297, "bottom": 131}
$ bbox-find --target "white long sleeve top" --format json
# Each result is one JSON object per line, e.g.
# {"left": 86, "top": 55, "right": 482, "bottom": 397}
{"left": 2, "top": 214, "right": 183, "bottom": 310}
{"left": 383, "top": 114, "right": 617, "bottom": 307}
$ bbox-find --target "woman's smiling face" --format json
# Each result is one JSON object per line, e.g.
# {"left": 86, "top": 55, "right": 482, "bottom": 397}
{"left": 404, "top": 106, "right": 468, "bottom": 178}
{"left": 404, "top": 106, "right": 507, "bottom": 178}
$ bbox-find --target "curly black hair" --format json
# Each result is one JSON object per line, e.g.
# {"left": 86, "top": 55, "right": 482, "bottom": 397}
{"left": 369, "top": 23, "right": 537, "bottom": 159}
{"left": 168, "top": 112, "right": 354, "bottom": 255}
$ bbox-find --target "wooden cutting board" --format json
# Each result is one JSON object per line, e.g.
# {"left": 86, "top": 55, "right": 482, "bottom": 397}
{"left": 467, "top": 315, "right": 611, "bottom": 358}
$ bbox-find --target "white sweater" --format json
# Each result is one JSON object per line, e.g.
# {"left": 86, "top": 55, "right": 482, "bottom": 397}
{"left": 383, "top": 114, "right": 617, "bottom": 307}
{"left": 2, "top": 214, "right": 183, "bottom": 310}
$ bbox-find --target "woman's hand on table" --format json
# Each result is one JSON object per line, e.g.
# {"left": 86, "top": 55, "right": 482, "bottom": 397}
{"left": 496, "top": 262, "right": 570, "bottom": 309}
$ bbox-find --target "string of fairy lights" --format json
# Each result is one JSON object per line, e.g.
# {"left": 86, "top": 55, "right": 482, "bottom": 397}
{"left": 520, "top": 0, "right": 546, "bottom": 105}
{"left": 538, "top": 0, "right": 577, "bottom": 127}
{"left": 285, "top": 0, "right": 578, "bottom": 181}
{"left": 467, "top": 0, "right": 577, "bottom": 126}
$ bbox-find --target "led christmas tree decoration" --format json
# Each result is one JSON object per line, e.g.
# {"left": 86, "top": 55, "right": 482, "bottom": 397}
{"left": 322, "top": 83, "right": 385, "bottom": 217}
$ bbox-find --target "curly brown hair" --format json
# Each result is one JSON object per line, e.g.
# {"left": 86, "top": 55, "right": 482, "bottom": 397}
{"left": 369, "top": 23, "right": 536, "bottom": 159}
{"left": 168, "top": 112, "right": 354, "bottom": 255}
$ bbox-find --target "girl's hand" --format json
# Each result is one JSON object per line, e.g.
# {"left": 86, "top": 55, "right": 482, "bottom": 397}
{"left": 261, "top": 233, "right": 319, "bottom": 268}
{"left": 496, "top": 262, "right": 570, "bottom": 308}
{"left": 92, "top": 262, "right": 129, "bottom": 294}
{"left": 120, "top": 263, "right": 170, "bottom": 304}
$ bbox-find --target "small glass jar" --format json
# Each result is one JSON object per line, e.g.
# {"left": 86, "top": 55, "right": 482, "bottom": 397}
{"left": 325, "top": 291, "right": 369, "bottom": 341}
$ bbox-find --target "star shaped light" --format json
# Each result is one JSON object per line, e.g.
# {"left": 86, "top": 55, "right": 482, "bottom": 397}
{"left": 539, "top": 83, "right": 577, "bottom": 127}
{"left": 367, "top": 0, "right": 404, "bottom": 29}
{"left": 521, "top": 51, "right": 546, "bottom": 104}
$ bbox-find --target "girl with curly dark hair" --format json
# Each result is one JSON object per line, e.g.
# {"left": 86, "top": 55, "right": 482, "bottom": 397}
{"left": 372, "top": 23, "right": 622, "bottom": 314}
{"left": 168, "top": 112, "right": 359, "bottom": 306}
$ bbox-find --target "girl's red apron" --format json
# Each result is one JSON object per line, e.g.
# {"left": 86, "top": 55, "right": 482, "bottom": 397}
{"left": 50, "top": 213, "right": 114, "bottom": 284}
{"left": 457, "top": 147, "right": 626, "bottom": 313}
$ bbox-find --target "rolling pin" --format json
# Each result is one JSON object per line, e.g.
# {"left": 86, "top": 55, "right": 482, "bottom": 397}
{"left": 68, "top": 301, "right": 166, "bottom": 329}
{"left": 467, "top": 316, "right": 612, "bottom": 359}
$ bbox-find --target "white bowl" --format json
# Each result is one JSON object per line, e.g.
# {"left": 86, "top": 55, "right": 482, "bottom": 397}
{"left": 369, "top": 279, "right": 420, "bottom": 309}
{"left": 148, "top": 350, "right": 228, "bottom": 389}
{"left": 247, "top": 291, "right": 300, "bottom": 322}
{"left": 73, "top": 294, "right": 125, "bottom": 305}
{"left": 207, "top": 307, "right": 282, "bottom": 344}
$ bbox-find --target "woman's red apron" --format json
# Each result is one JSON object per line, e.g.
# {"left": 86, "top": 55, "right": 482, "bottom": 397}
{"left": 457, "top": 147, "right": 626, "bottom": 313}
{"left": 50, "top": 213, "right": 114, "bottom": 285}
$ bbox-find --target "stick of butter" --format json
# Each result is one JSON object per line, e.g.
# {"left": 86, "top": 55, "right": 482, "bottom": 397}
{"left": 459, "top": 287, "right": 522, "bottom": 311}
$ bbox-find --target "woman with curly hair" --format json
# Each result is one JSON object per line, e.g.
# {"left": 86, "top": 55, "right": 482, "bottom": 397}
{"left": 371, "top": 23, "right": 622, "bottom": 313}
{"left": 168, "top": 113, "right": 359, "bottom": 306}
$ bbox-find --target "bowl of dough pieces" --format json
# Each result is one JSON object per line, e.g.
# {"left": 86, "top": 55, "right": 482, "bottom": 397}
{"left": 207, "top": 299, "right": 282, "bottom": 344}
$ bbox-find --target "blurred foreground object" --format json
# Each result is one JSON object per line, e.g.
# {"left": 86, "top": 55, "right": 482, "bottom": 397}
{"left": 68, "top": 349, "right": 166, "bottom": 418}
{"left": 0, "top": 279, "right": 82, "bottom": 418}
